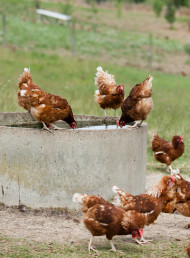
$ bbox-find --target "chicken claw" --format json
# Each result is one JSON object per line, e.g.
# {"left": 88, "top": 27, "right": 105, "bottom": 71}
{"left": 127, "top": 121, "right": 140, "bottom": 129}
{"left": 52, "top": 124, "right": 66, "bottom": 130}
{"left": 88, "top": 236, "right": 99, "bottom": 254}
{"left": 41, "top": 122, "right": 52, "bottom": 133}
{"left": 135, "top": 237, "right": 152, "bottom": 245}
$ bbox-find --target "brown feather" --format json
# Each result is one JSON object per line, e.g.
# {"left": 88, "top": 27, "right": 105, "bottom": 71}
{"left": 151, "top": 134, "right": 184, "bottom": 166}
{"left": 119, "top": 75, "right": 153, "bottom": 125}
{"left": 17, "top": 69, "right": 76, "bottom": 128}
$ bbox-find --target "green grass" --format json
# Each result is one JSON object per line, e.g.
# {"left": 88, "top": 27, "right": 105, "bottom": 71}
{"left": 0, "top": 234, "right": 189, "bottom": 257}
{"left": 0, "top": 0, "right": 186, "bottom": 66}
{"left": 0, "top": 46, "right": 190, "bottom": 175}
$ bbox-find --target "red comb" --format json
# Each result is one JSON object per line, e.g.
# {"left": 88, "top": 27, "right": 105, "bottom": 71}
{"left": 170, "top": 175, "right": 175, "bottom": 182}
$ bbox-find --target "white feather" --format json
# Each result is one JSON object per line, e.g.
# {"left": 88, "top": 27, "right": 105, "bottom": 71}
{"left": 72, "top": 193, "right": 84, "bottom": 204}
{"left": 20, "top": 90, "right": 27, "bottom": 96}
{"left": 99, "top": 222, "right": 108, "bottom": 226}
{"left": 112, "top": 186, "right": 120, "bottom": 193}
{"left": 149, "top": 76, "right": 153, "bottom": 83}
{"left": 24, "top": 67, "right": 30, "bottom": 72}
{"left": 95, "top": 90, "right": 99, "bottom": 96}
{"left": 97, "top": 66, "right": 103, "bottom": 72}
{"left": 145, "top": 209, "right": 154, "bottom": 215}
{"left": 155, "top": 151, "right": 166, "bottom": 155}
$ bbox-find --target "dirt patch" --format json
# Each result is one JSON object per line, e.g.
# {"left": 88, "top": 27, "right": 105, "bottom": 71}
{"left": 0, "top": 173, "right": 190, "bottom": 245}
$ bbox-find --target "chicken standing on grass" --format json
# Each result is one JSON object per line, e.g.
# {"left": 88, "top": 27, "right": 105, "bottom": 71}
{"left": 18, "top": 68, "right": 76, "bottom": 132}
{"left": 117, "top": 75, "right": 153, "bottom": 128}
{"left": 73, "top": 193, "right": 154, "bottom": 253}
{"left": 94, "top": 66, "right": 124, "bottom": 117}
{"left": 151, "top": 133, "right": 184, "bottom": 172}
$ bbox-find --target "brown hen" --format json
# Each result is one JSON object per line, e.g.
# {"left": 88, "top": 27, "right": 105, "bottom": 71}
{"left": 117, "top": 75, "right": 153, "bottom": 128}
{"left": 151, "top": 133, "right": 184, "bottom": 172}
{"left": 94, "top": 67, "right": 124, "bottom": 117}
{"left": 112, "top": 176, "right": 176, "bottom": 233}
{"left": 18, "top": 68, "right": 76, "bottom": 131}
{"left": 73, "top": 192, "right": 158, "bottom": 251}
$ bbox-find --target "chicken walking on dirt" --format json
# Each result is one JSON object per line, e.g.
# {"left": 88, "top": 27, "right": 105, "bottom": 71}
{"left": 151, "top": 133, "right": 184, "bottom": 172}
{"left": 94, "top": 66, "right": 124, "bottom": 117}
{"left": 112, "top": 175, "right": 176, "bottom": 242}
{"left": 117, "top": 75, "right": 153, "bottom": 128}
{"left": 72, "top": 193, "right": 154, "bottom": 252}
{"left": 18, "top": 68, "right": 76, "bottom": 132}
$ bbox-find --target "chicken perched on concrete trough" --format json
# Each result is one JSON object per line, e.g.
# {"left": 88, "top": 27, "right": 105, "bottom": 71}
{"left": 94, "top": 66, "right": 124, "bottom": 117}
{"left": 18, "top": 68, "right": 76, "bottom": 132}
{"left": 117, "top": 75, "right": 153, "bottom": 128}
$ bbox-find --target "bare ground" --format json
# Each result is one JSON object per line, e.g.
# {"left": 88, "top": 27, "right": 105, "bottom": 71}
{"left": 0, "top": 173, "right": 190, "bottom": 246}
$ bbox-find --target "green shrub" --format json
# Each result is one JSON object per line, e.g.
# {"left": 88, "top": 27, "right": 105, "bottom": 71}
{"left": 153, "top": 0, "right": 164, "bottom": 18}
{"left": 165, "top": 1, "right": 176, "bottom": 27}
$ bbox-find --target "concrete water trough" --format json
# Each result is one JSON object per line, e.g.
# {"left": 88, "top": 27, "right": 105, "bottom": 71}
{"left": 0, "top": 112, "right": 148, "bottom": 209}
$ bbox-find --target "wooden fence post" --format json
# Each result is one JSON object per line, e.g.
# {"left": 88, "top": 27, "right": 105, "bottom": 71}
{"left": 72, "top": 20, "right": 76, "bottom": 56}
{"left": 2, "top": 13, "right": 6, "bottom": 47}
{"left": 147, "top": 33, "right": 152, "bottom": 71}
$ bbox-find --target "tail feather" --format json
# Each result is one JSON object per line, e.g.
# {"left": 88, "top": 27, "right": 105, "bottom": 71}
{"left": 72, "top": 193, "right": 86, "bottom": 204}
{"left": 94, "top": 90, "right": 100, "bottom": 103}
{"left": 112, "top": 186, "right": 120, "bottom": 194}
{"left": 95, "top": 66, "right": 116, "bottom": 88}
{"left": 19, "top": 67, "right": 32, "bottom": 85}
{"left": 112, "top": 186, "right": 125, "bottom": 196}
{"left": 150, "top": 133, "right": 158, "bottom": 143}
{"left": 24, "top": 67, "right": 30, "bottom": 73}
{"left": 112, "top": 194, "right": 121, "bottom": 206}
{"left": 112, "top": 186, "right": 122, "bottom": 206}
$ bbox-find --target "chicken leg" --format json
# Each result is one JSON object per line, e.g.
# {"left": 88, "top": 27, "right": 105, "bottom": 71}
{"left": 52, "top": 124, "right": 66, "bottom": 130}
{"left": 115, "top": 110, "right": 119, "bottom": 118}
{"left": 109, "top": 240, "right": 117, "bottom": 251}
{"left": 41, "top": 122, "right": 52, "bottom": 133}
{"left": 88, "top": 236, "right": 98, "bottom": 253}
{"left": 166, "top": 165, "right": 172, "bottom": 173}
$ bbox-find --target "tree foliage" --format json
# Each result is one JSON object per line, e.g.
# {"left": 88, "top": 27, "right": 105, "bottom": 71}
{"left": 152, "top": 0, "right": 163, "bottom": 18}
{"left": 184, "top": 43, "right": 190, "bottom": 55}
{"left": 165, "top": 1, "right": 176, "bottom": 26}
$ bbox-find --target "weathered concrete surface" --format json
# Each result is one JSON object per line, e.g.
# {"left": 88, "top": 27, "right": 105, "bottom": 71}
{"left": 0, "top": 113, "right": 148, "bottom": 209}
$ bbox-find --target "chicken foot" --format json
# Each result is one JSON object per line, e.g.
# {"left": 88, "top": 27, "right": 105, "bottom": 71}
{"left": 41, "top": 122, "right": 52, "bottom": 133}
{"left": 109, "top": 240, "right": 117, "bottom": 251}
{"left": 166, "top": 165, "right": 172, "bottom": 173}
{"left": 128, "top": 120, "right": 143, "bottom": 128}
{"left": 52, "top": 124, "right": 66, "bottom": 130}
{"left": 109, "top": 240, "right": 124, "bottom": 254}
{"left": 104, "top": 109, "right": 107, "bottom": 117}
{"left": 88, "top": 236, "right": 99, "bottom": 254}
{"left": 135, "top": 236, "right": 152, "bottom": 245}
